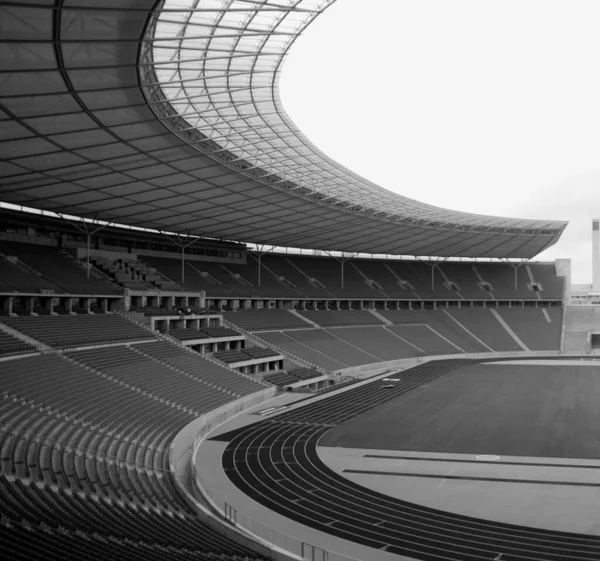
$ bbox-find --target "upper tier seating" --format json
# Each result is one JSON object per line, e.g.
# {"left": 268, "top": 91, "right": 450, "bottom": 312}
{"left": 0, "top": 349, "right": 268, "bottom": 561}
{"left": 0, "top": 241, "right": 115, "bottom": 294}
{"left": 0, "top": 314, "right": 154, "bottom": 348}
{"left": 0, "top": 258, "right": 58, "bottom": 293}
{"left": 284, "top": 255, "right": 386, "bottom": 299}
{"left": 259, "top": 254, "right": 334, "bottom": 298}
{"left": 471, "top": 263, "right": 534, "bottom": 299}
{"left": 528, "top": 264, "right": 565, "bottom": 298}
{"left": 141, "top": 256, "right": 235, "bottom": 297}
{"left": 1, "top": 239, "right": 566, "bottom": 302}
{"left": 297, "top": 310, "right": 384, "bottom": 327}
{"left": 223, "top": 309, "right": 310, "bottom": 331}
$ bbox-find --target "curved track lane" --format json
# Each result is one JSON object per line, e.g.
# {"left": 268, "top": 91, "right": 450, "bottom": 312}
{"left": 213, "top": 359, "right": 600, "bottom": 561}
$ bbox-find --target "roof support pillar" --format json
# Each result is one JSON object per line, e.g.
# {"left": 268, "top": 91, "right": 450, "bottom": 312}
{"left": 324, "top": 252, "right": 359, "bottom": 290}
{"left": 253, "top": 245, "right": 276, "bottom": 287}
{"left": 416, "top": 256, "right": 449, "bottom": 291}
{"left": 57, "top": 214, "right": 112, "bottom": 278}
{"left": 502, "top": 258, "right": 531, "bottom": 291}
{"left": 159, "top": 231, "right": 201, "bottom": 285}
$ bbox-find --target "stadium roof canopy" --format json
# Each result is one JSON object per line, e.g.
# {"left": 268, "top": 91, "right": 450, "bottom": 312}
{"left": 0, "top": 0, "right": 567, "bottom": 258}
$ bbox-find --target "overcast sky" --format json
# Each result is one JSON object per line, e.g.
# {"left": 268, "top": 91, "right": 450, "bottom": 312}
{"left": 280, "top": 0, "right": 600, "bottom": 284}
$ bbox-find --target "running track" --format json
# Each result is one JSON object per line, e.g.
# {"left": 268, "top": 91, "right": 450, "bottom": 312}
{"left": 212, "top": 359, "right": 600, "bottom": 561}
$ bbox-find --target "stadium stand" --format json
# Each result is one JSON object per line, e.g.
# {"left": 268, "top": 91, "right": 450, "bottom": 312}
{"left": 258, "top": 254, "right": 334, "bottom": 298}
{"left": 142, "top": 256, "right": 235, "bottom": 297}
{"left": 386, "top": 324, "right": 462, "bottom": 355}
{"left": 497, "top": 307, "right": 563, "bottom": 351}
{"left": 222, "top": 309, "right": 309, "bottom": 331}
{"left": 0, "top": 331, "right": 36, "bottom": 357}
{"left": 134, "top": 341, "right": 266, "bottom": 396}
{"left": 0, "top": 258, "right": 59, "bottom": 293}
{"left": 0, "top": 352, "right": 268, "bottom": 561}
{"left": 327, "top": 326, "right": 423, "bottom": 360}
{"left": 258, "top": 331, "right": 347, "bottom": 371}
{"left": 380, "top": 309, "right": 489, "bottom": 353}
{"left": 444, "top": 308, "right": 523, "bottom": 352}
{"left": 0, "top": 315, "right": 154, "bottom": 349}
{"left": 437, "top": 262, "right": 489, "bottom": 299}
{"left": 263, "top": 372, "right": 298, "bottom": 387}
{"left": 297, "top": 310, "right": 384, "bottom": 327}
{"left": 168, "top": 327, "right": 241, "bottom": 341}
{"left": 0, "top": 241, "right": 116, "bottom": 295}
{"left": 285, "top": 329, "right": 378, "bottom": 366}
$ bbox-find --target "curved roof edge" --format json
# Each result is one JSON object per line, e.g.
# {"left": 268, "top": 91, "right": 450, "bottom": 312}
{"left": 143, "top": 0, "right": 568, "bottom": 238}
{"left": 0, "top": 0, "right": 567, "bottom": 259}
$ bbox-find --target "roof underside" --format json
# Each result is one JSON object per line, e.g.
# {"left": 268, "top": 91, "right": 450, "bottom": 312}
{"left": 0, "top": 0, "right": 567, "bottom": 258}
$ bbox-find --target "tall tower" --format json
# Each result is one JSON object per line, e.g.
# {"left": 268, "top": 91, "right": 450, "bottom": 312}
{"left": 594, "top": 219, "right": 600, "bottom": 290}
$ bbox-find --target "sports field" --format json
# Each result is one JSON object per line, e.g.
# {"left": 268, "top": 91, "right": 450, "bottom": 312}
{"left": 320, "top": 362, "right": 600, "bottom": 459}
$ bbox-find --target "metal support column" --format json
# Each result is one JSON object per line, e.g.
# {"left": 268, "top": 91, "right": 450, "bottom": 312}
{"left": 57, "top": 213, "right": 112, "bottom": 278}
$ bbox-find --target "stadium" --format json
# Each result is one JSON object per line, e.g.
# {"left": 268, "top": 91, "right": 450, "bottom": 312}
{"left": 1, "top": 1, "right": 600, "bottom": 560}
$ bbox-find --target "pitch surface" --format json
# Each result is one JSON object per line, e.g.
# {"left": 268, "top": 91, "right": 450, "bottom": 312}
{"left": 320, "top": 363, "right": 600, "bottom": 459}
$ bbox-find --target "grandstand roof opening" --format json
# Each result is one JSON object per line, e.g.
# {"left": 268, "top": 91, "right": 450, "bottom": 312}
{"left": 0, "top": 0, "right": 567, "bottom": 258}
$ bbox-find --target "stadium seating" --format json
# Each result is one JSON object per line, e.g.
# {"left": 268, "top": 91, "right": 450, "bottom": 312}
{"left": 168, "top": 327, "right": 241, "bottom": 341}
{"left": 0, "top": 241, "right": 116, "bottom": 294}
{"left": 263, "top": 372, "right": 298, "bottom": 386}
{"left": 285, "top": 329, "right": 378, "bottom": 367}
{"left": 297, "top": 310, "right": 384, "bottom": 327}
{"left": 327, "top": 326, "right": 423, "bottom": 360}
{"left": 142, "top": 256, "right": 235, "bottom": 297}
{"left": 259, "top": 254, "right": 333, "bottom": 298}
{"left": 0, "top": 351, "right": 267, "bottom": 561}
{"left": 0, "top": 330, "right": 36, "bottom": 357}
{"left": 444, "top": 308, "right": 523, "bottom": 352}
{"left": 0, "top": 258, "right": 58, "bottom": 293}
{"left": 284, "top": 255, "right": 385, "bottom": 299}
{"left": 380, "top": 309, "right": 489, "bottom": 353}
{"left": 222, "top": 309, "right": 310, "bottom": 331}
{"left": 0, "top": 314, "right": 154, "bottom": 348}
{"left": 497, "top": 307, "right": 563, "bottom": 351}
{"left": 258, "top": 331, "right": 346, "bottom": 371}
{"left": 135, "top": 341, "right": 266, "bottom": 396}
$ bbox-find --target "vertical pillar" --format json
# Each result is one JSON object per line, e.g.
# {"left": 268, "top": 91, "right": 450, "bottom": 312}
{"left": 593, "top": 219, "right": 600, "bottom": 290}
{"left": 3, "top": 296, "right": 14, "bottom": 315}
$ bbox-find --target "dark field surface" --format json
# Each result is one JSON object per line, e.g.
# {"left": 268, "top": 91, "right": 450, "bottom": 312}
{"left": 320, "top": 363, "right": 600, "bottom": 459}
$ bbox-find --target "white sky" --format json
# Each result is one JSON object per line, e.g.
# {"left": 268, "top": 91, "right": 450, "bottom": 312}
{"left": 280, "top": 0, "right": 600, "bottom": 284}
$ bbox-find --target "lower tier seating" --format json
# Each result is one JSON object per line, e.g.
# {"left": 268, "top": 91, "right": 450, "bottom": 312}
{"left": 0, "top": 350, "right": 268, "bottom": 561}
{"left": 222, "top": 310, "right": 309, "bottom": 331}
{"left": 0, "top": 331, "right": 36, "bottom": 357}
{"left": 0, "top": 314, "right": 154, "bottom": 348}
{"left": 227, "top": 308, "right": 563, "bottom": 372}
